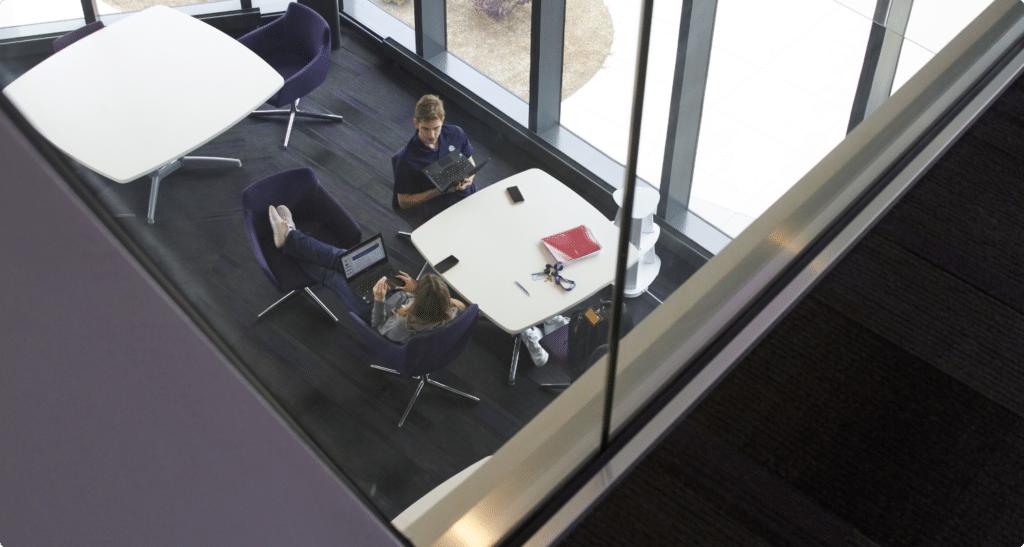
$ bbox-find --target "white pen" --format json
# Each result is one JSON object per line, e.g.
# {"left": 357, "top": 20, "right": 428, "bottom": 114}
{"left": 514, "top": 280, "right": 531, "bottom": 296}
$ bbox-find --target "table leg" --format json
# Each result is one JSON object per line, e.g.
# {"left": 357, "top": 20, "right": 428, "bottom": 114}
{"left": 145, "top": 156, "right": 241, "bottom": 223}
{"left": 147, "top": 174, "right": 161, "bottom": 225}
{"left": 509, "top": 333, "right": 521, "bottom": 385}
{"left": 179, "top": 156, "right": 243, "bottom": 169}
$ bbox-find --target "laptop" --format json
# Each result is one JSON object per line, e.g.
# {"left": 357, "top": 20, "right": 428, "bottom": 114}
{"left": 339, "top": 234, "right": 403, "bottom": 303}
{"left": 421, "top": 152, "right": 489, "bottom": 192}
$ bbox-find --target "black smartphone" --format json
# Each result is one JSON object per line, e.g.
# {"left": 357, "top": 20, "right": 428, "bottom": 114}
{"left": 507, "top": 185, "right": 525, "bottom": 204}
{"left": 434, "top": 255, "right": 459, "bottom": 274}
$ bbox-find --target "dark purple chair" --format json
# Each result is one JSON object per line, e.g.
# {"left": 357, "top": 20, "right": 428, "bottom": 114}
{"left": 538, "top": 324, "right": 609, "bottom": 389}
{"left": 391, "top": 146, "right": 426, "bottom": 236}
{"left": 52, "top": 21, "right": 105, "bottom": 53}
{"left": 349, "top": 304, "right": 480, "bottom": 427}
{"left": 242, "top": 167, "right": 361, "bottom": 321}
{"left": 238, "top": 2, "right": 343, "bottom": 148}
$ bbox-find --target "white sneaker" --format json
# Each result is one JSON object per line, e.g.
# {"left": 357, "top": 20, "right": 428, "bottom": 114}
{"left": 542, "top": 315, "right": 570, "bottom": 335}
{"left": 522, "top": 327, "right": 548, "bottom": 367}
{"left": 276, "top": 205, "right": 296, "bottom": 230}
{"left": 268, "top": 206, "right": 289, "bottom": 249}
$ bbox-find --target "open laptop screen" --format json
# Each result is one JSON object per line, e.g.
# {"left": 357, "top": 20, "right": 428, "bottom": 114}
{"left": 340, "top": 235, "right": 387, "bottom": 280}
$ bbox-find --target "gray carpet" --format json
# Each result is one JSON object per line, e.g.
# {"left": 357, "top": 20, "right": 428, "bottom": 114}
{"left": 560, "top": 50, "right": 1024, "bottom": 547}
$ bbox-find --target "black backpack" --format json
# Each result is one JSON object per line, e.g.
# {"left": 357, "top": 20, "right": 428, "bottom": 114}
{"left": 565, "top": 300, "right": 633, "bottom": 375}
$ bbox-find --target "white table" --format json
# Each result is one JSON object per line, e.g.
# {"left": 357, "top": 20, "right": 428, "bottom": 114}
{"left": 2, "top": 5, "right": 283, "bottom": 223}
{"left": 412, "top": 168, "right": 637, "bottom": 384}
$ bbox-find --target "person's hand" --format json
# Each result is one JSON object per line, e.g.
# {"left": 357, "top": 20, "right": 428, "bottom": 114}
{"left": 451, "top": 176, "right": 473, "bottom": 192}
{"left": 372, "top": 276, "right": 389, "bottom": 302}
{"left": 395, "top": 271, "right": 417, "bottom": 292}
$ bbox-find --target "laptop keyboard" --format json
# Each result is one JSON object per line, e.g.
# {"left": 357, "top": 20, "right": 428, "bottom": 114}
{"left": 435, "top": 160, "right": 474, "bottom": 186}
{"left": 352, "top": 277, "right": 378, "bottom": 298}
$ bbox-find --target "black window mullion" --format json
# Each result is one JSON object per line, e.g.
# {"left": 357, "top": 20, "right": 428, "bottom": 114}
{"left": 657, "top": 0, "right": 718, "bottom": 216}
{"left": 81, "top": 0, "right": 97, "bottom": 23}
{"left": 848, "top": 0, "right": 914, "bottom": 132}
{"left": 415, "top": 0, "right": 446, "bottom": 60}
{"left": 528, "top": 0, "right": 565, "bottom": 134}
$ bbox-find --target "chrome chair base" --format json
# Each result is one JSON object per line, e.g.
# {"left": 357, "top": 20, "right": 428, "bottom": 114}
{"left": 371, "top": 366, "right": 479, "bottom": 427}
{"left": 249, "top": 98, "right": 344, "bottom": 148}
{"left": 257, "top": 286, "right": 338, "bottom": 322}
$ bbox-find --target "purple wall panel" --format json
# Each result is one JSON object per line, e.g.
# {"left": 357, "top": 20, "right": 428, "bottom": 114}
{"left": 0, "top": 110, "right": 405, "bottom": 547}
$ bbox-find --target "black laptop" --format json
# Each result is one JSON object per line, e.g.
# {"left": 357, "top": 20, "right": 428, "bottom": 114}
{"left": 339, "top": 234, "right": 403, "bottom": 302}
{"left": 421, "top": 152, "right": 488, "bottom": 192}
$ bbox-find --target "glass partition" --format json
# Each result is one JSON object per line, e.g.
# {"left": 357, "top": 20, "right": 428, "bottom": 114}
{"left": 608, "top": 0, "right": 1020, "bottom": 447}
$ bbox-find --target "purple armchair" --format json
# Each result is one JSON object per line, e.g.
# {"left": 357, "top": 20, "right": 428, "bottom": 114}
{"left": 52, "top": 21, "right": 105, "bottom": 53}
{"left": 238, "top": 2, "right": 344, "bottom": 148}
{"left": 242, "top": 167, "right": 361, "bottom": 321}
{"left": 350, "top": 304, "right": 480, "bottom": 427}
{"left": 390, "top": 146, "right": 429, "bottom": 235}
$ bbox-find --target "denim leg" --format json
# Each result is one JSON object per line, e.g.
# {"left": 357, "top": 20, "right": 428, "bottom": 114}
{"left": 282, "top": 230, "right": 372, "bottom": 320}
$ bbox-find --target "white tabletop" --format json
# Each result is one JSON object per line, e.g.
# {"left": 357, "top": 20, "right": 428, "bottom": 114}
{"left": 412, "top": 169, "right": 638, "bottom": 334}
{"left": 2, "top": 5, "right": 283, "bottom": 183}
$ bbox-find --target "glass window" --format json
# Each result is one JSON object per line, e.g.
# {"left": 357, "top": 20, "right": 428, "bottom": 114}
{"left": 559, "top": 0, "right": 638, "bottom": 169}
{"left": 0, "top": 0, "right": 88, "bottom": 29}
{"left": 102, "top": 0, "right": 241, "bottom": 16}
{"left": 341, "top": 0, "right": 415, "bottom": 51}
{"left": 445, "top": 0, "right": 532, "bottom": 101}
{"left": 560, "top": 0, "right": 681, "bottom": 188}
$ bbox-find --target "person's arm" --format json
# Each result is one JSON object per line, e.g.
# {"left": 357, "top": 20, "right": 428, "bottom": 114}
{"left": 397, "top": 186, "right": 444, "bottom": 209}
{"left": 396, "top": 157, "right": 475, "bottom": 207}
{"left": 370, "top": 277, "right": 389, "bottom": 329}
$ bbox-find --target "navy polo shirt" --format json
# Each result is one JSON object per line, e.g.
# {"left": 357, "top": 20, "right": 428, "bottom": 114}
{"left": 393, "top": 125, "right": 477, "bottom": 223}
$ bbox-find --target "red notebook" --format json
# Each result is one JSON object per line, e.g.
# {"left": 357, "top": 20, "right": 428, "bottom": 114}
{"left": 542, "top": 225, "right": 602, "bottom": 264}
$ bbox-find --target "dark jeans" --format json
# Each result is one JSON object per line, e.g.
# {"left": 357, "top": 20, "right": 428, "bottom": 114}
{"left": 282, "top": 229, "right": 373, "bottom": 321}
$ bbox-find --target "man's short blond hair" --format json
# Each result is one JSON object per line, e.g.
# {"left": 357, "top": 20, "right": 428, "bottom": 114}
{"left": 414, "top": 94, "right": 445, "bottom": 122}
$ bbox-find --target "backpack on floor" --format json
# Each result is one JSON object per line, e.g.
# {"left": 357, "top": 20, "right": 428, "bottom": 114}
{"left": 566, "top": 300, "right": 633, "bottom": 375}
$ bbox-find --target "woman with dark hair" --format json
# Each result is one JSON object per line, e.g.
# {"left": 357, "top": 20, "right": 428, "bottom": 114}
{"left": 269, "top": 205, "right": 465, "bottom": 343}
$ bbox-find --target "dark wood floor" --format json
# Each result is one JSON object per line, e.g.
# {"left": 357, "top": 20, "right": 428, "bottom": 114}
{"left": 3, "top": 22, "right": 698, "bottom": 520}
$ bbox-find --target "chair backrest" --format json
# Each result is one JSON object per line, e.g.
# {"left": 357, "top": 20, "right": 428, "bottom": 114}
{"left": 238, "top": 2, "right": 332, "bottom": 107}
{"left": 241, "top": 167, "right": 361, "bottom": 293}
{"left": 349, "top": 304, "right": 479, "bottom": 377}
{"left": 390, "top": 147, "right": 405, "bottom": 213}
{"left": 390, "top": 145, "right": 429, "bottom": 229}
{"left": 53, "top": 21, "right": 105, "bottom": 53}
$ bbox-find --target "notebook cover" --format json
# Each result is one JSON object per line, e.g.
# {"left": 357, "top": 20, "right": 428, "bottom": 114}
{"left": 542, "top": 225, "right": 602, "bottom": 264}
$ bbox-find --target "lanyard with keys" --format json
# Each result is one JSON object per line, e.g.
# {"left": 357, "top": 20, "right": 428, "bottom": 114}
{"left": 531, "top": 262, "right": 576, "bottom": 291}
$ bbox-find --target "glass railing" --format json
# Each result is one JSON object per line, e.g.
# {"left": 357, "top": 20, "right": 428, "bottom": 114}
{"left": 379, "top": 0, "right": 1024, "bottom": 545}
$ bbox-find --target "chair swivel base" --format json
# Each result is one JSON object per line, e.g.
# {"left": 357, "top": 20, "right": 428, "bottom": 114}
{"left": 257, "top": 286, "right": 338, "bottom": 322}
{"left": 249, "top": 98, "right": 344, "bottom": 148}
{"left": 371, "top": 366, "right": 479, "bottom": 427}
